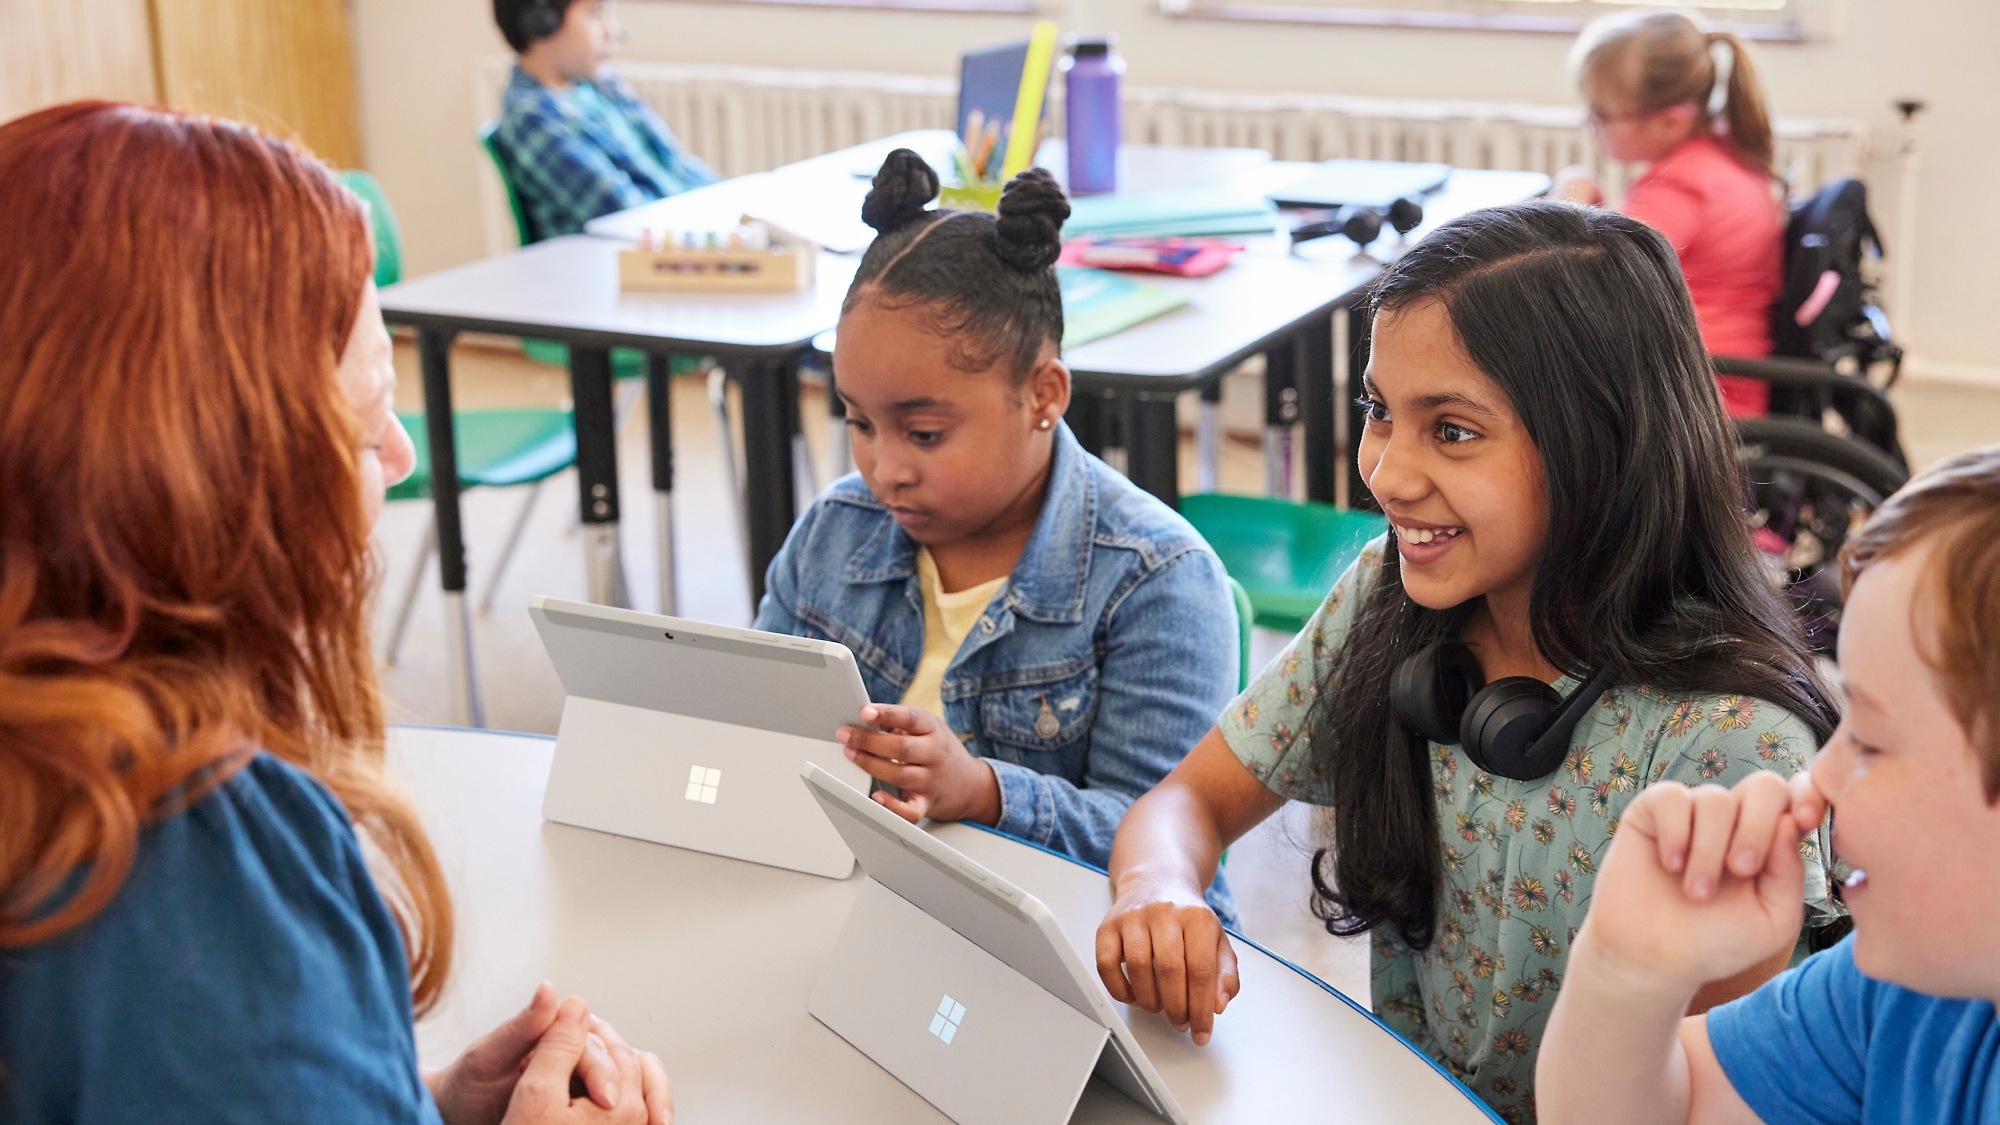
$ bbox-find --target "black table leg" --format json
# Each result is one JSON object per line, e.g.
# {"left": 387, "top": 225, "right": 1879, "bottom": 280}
{"left": 569, "top": 345, "right": 628, "bottom": 606}
{"left": 1263, "top": 338, "right": 1300, "bottom": 497}
{"left": 1065, "top": 390, "right": 1109, "bottom": 459}
{"left": 416, "top": 328, "right": 483, "bottom": 728}
{"left": 1299, "top": 313, "right": 1337, "bottom": 505}
{"left": 740, "top": 356, "right": 799, "bottom": 607}
{"left": 1345, "top": 302, "right": 1380, "bottom": 512}
{"left": 1124, "top": 394, "right": 1181, "bottom": 509}
{"left": 645, "top": 353, "right": 677, "bottom": 616}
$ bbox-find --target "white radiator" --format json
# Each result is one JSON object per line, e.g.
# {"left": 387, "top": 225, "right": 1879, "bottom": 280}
{"left": 474, "top": 57, "right": 1867, "bottom": 256}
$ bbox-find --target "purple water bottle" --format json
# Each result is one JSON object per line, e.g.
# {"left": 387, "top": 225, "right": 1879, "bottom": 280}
{"left": 1062, "top": 34, "right": 1123, "bottom": 196}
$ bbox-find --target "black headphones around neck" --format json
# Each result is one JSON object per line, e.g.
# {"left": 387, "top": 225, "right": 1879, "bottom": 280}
{"left": 1390, "top": 639, "right": 1618, "bottom": 781}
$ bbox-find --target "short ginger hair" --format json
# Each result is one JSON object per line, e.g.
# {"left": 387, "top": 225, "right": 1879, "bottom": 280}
{"left": 1840, "top": 446, "right": 2000, "bottom": 799}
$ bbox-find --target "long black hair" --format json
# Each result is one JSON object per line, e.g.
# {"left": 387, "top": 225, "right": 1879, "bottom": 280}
{"left": 1307, "top": 200, "right": 1838, "bottom": 949}
{"left": 842, "top": 148, "right": 1069, "bottom": 383}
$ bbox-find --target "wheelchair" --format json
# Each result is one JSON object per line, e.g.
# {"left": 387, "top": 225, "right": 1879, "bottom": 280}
{"left": 1718, "top": 178, "right": 1911, "bottom": 652}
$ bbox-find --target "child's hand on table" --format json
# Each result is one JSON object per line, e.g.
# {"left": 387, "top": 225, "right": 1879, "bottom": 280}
{"left": 1095, "top": 878, "right": 1239, "bottom": 1046}
{"left": 837, "top": 704, "right": 1003, "bottom": 826}
{"left": 1578, "top": 770, "right": 1825, "bottom": 995}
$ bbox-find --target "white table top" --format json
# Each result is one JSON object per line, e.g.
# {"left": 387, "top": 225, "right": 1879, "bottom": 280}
{"left": 378, "top": 234, "right": 858, "bottom": 357}
{"left": 393, "top": 724, "right": 1498, "bottom": 1124}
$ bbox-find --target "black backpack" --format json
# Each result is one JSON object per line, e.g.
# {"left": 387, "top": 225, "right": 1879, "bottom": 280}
{"left": 1769, "top": 178, "right": 1902, "bottom": 380}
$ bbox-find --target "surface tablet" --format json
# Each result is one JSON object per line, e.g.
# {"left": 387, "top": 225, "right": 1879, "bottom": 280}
{"left": 803, "top": 763, "right": 1188, "bottom": 1123}
{"left": 531, "top": 597, "right": 873, "bottom": 877}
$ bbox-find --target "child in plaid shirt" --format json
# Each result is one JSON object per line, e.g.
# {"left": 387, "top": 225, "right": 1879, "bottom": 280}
{"left": 491, "top": 0, "right": 718, "bottom": 240}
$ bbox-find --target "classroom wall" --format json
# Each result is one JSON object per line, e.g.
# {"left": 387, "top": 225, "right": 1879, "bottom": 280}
{"left": 350, "top": 0, "right": 1998, "bottom": 377}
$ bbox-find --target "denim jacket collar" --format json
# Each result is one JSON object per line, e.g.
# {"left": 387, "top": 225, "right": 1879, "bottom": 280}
{"left": 839, "top": 422, "right": 1095, "bottom": 626}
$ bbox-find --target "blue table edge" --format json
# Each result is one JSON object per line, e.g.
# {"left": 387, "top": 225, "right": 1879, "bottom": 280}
{"left": 390, "top": 722, "right": 1504, "bottom": 1124}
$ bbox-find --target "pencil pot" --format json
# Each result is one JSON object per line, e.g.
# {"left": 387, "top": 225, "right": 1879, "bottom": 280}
{"left": 1061, "top": 35, "right": 1123, "bottom": 197}
{"left": 940, "top": 181, "right": 1005, "bottom": 213}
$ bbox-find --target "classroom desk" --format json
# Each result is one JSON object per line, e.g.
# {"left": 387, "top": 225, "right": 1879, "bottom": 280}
{"left": 394, "top": 724, "right": 1501, "bottom": 1124}
{"left": 378, "top": 240, "right": 858, "bottom": 726}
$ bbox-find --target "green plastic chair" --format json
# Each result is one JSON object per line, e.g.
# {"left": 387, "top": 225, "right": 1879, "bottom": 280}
{"left": 1183, "top": 494, "right": 1389, "bottom": 635}
{"left": 336, "top": 170, "right": 403, "bottom": 288}
{"left": 334, "top": 169, "right": 583, "bottom": 658}
{"left": 383, "top": 408, "right": 579, "bottom": 662}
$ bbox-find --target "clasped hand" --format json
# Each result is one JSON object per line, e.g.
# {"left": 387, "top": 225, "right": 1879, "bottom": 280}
{"left": 837, "top": 703, "right": 1002, "bottom": 826}
{"left": 426, "top": 981, "right": 672, "bottom": 1125}
{"left": 1580, "top": 770, "right": 1828, "bottom": 994}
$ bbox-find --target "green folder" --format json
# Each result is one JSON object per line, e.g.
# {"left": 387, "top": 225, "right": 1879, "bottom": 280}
{"left": 1059, "top": 267, "right": 1189, "bottom": 348}
{"left": 1063, "top": 184, "right": 1277, "bottom": 240}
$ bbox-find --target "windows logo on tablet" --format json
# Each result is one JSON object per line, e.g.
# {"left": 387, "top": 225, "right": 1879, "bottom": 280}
{"left": 928, "top": 995, "right": 965, "bottom": 1044}
{"left": 684, "top": 766, "right": 721, "bottom": 804}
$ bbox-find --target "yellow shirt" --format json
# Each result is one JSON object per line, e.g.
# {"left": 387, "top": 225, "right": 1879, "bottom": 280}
{"left": 899, "top": 547, "right": 1006, "bottom": 720}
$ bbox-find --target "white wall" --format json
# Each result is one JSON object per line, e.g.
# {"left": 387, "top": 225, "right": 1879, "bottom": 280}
{"left": 351, "top": 0, "right": 1998, "bottom": 372}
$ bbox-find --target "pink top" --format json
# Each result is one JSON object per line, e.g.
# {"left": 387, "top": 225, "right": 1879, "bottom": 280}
{"left": 1621, "top": 134, "right": 1784, "bottom": 416}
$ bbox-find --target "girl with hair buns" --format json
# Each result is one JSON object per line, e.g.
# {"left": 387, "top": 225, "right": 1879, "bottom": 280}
{"left": 0, "top": 101, "right": 668, "bottom": 1124}
{"left": 755, "top": 150, "right": 1241, "bottom": 920}
{"left": 1554, "top": 9, "right": 1786, "bottom": 417}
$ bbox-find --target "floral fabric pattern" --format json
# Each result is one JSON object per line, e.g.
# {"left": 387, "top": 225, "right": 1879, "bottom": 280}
{"left": 1217, "top": 538, "right": 1831, "bottom": 1124}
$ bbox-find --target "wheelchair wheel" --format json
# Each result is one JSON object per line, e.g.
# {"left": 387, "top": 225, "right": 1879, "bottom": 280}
{"left": 1736, "top": 418, "right": 1909, "bottom": 652}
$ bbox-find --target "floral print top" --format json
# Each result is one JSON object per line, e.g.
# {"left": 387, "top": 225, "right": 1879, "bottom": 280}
{"left": 1218, "top": 539, "right": 1832, "bottom": 1125}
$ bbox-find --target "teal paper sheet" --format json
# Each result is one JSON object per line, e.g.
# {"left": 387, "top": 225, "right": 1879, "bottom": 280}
{"left": 1059, "top": 266, "right": 1189, "bottom": 348}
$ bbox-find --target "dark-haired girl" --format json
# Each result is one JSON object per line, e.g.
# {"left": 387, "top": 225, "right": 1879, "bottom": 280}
{"left": 755, "top": 151, "right": 1241, "bottom": 916}
{"left": 1093, "top": 201, "right": 1839, "bottom": 1122}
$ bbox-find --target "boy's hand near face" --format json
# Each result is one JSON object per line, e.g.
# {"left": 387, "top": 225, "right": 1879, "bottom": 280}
{"left": 837, "top": 704, "right": 1003, "bottom": 826}
{"left": 1585, "top": 771, "right": 1825, "bottom": 991}
{"left": 1537, "top": 770, "right": 1829, "bottom": 1125}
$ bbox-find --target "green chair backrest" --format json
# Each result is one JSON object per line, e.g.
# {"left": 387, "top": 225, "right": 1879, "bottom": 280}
{"left": 1182, "top": 493, "right": 1389, "bottom": 636}
{"left": 1226, "top": 576, "right": 1253, "bottom": 692}
{"left": 477, "top": 122, "right": 537, "bottom": 248}
{"left": 334, "top": 169, "right": 402, "bottom": 287}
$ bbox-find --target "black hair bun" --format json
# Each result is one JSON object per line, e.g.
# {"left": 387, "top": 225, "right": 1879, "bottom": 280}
{"left": 860, "top": 149, "right": 939, "bottom": 235}
{"left": 994, "top": 168, "right": 1070, "bottom": 272}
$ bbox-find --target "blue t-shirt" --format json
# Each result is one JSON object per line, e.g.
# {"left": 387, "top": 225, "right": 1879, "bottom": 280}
{"left": 1708, "top": 937, "right": 2000, "bottom": 1124}
{"left": 0, "top": 753, "right": 443, "bottom": 1125}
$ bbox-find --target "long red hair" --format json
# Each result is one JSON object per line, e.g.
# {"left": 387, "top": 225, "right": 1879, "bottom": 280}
{"left": 0, "top": 102, "right": 452, "bottom": 1012}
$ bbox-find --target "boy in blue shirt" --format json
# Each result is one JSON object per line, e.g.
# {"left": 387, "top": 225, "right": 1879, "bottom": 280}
{"left": 1537, "top": 445, "right": 2000, "bottom": 1125}
{"left": 490, "top": 0, "right": 718, "bottom": 240}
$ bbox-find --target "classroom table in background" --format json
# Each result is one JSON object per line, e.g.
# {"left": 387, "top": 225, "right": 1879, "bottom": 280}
{"left": 377, "top": 241, "right": 856, "bottom": 726}
{"left": 395, "top": 724, "right": 1503, "bottom": 1125}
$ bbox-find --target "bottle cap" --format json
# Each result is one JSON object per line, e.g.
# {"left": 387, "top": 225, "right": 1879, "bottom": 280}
{"left": 1065, "top": 33, "right": 1115, "bottom": 55}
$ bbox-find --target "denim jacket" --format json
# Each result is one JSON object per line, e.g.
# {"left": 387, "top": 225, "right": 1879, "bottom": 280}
{"left": 755, "top": 423, "right": 1241, "bottom": 921}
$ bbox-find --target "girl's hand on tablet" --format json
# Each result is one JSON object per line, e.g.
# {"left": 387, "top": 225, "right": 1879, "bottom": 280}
{"left": 1095, "top": 881, "right": 1239, "bottom": 1046}
{"left": 837, "top": 704, "right": 1002, "bottom": 826}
